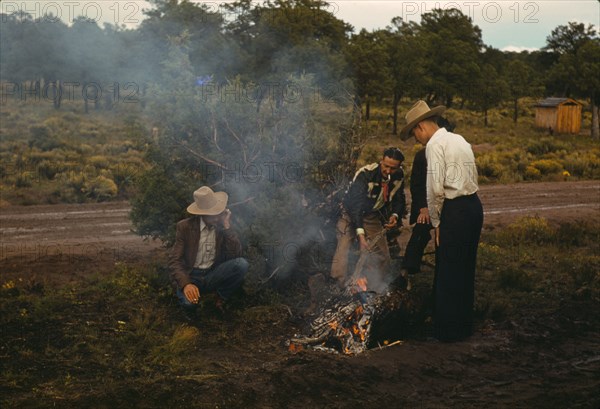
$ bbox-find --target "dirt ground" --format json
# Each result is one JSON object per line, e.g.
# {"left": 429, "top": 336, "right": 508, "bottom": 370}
{"left": 1, "top": 180, "right": 599, "bottom": 408}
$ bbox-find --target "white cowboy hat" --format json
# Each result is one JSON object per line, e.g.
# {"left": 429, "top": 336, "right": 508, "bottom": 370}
{"left": 186, "top": 186, "right": 228, "bottom": 215}
{"left": 399, "top": 100, "right": 447, "bottom": 141}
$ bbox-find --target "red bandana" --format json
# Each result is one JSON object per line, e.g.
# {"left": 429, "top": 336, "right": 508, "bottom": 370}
{"left": 382, "top": 180, "right": 389, "bottom": 202}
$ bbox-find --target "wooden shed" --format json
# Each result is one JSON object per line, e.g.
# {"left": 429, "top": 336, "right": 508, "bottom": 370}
{"left": 534, "top": 97, "right": 583, "bottom": 134}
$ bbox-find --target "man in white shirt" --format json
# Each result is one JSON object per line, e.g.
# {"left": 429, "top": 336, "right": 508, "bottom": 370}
{"left": 400, "top": 100, "right": 484, "bottom": 342}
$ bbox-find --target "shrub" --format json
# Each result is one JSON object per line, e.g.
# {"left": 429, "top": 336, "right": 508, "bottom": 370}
{"left": 477, "top": 242, "right": 505, "bottom": 271}
{"left": 496, "top": 268, "right": 534, "bottom": 292}
{"left": 497, "top": 216, "right": 554, "bottom": 246}
{"left": 36, "top": 160, "right": 60, "bottom": 179}
{"left": 562, "top": 151, "right": 600, "bottom": 178}
{"left": 89, "top": 155, "right": 111, "bottom": 169}
{"left": 28, "top": 125, "right": 62, "bottom": 151}
{"left": 526, "top": 137, "right": 569, "bottom": 155}
{"left": 14, "top": 171, "right": 35, "bottom": 187}
{"left": 529, "top": 159, "right": 563, "bottom": 175}
{"left": 476, "top": 154, "right": 503, "bottom": 180}
{"left": 84, "top": 176, "right": 118, "bottom": 200}
{"left": 524, "top": 165, "right": 541, "bottom": 180}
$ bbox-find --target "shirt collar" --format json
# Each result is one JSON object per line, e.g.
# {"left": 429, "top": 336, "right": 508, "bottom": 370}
{"left": 199, "top": 217, "right": 214, "bottom": 231}
{"left": 429, "top": 126, "right": 447, "bottom": 143}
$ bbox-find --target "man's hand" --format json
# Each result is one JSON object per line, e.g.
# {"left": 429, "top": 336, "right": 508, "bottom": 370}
{"left": 183, "top": 283, "right": 200, "bottom": 304}
{"left": 435, "top": 226, "right": 440, "bottom": 247}
{"left": 417, "top": 208, "right": 430, "bottom": 225}
{"left": 358, "top": 234, "right": 370, "bottom": 251}
{"left": 222, "top": 209, "right": 232, "bottom": 230}
{"left": 384, "top": 214, "right": 398, "bottom": 229}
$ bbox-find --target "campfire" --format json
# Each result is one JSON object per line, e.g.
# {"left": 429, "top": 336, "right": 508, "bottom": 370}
{"left": 289, "top": 230, "right": 413, "bottom": 355}
{"left": 289, "top": 275, "right": 404, "bottom": 355}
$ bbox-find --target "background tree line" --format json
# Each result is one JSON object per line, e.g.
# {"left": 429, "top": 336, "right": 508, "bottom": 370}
{"left": 1, "top": 0, "right": 598, "bottom": 134}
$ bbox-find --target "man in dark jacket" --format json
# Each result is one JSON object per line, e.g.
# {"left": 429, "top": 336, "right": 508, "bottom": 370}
{"left": 401, "top": 148, "right": 432, "bottom": 276}
{"left": 169, "top": 186, "right": 248, "bottom": 313}
{"left": 330, "top": 147, "right": 407, "bottom": 289}
{"left": 401, "top": 118, "right": 454, "bottom": 276}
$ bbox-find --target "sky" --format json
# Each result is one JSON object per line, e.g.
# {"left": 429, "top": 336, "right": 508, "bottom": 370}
{"left": 2, "top": 1, "right": 599, "bottom": 51}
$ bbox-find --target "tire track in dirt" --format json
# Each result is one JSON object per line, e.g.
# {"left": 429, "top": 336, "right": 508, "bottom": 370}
{"left": 0, "top": 201, "right": 159, "bottom": 265}
{"left": 0, "top": 181, "right": 598, "bottom": 261}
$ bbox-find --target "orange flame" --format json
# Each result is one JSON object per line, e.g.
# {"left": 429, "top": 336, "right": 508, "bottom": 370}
{"left": 356, "top": 277, "right": 368, "bottom": 292}
{"left": 289, "top": 343, "right": 304, "bottom": 353}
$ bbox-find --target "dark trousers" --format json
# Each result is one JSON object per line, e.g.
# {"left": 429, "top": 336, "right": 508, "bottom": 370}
{"left": 177, "top": 257, "right": 248, "bottom": 310}
{"left": 403, "top": 222, "right": 432, "bottom": 274}
{"left": 433, "top": 193, "right": 483, "bottom": 342}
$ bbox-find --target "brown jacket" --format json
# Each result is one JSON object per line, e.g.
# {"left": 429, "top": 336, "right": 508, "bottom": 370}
{"left": 169, "top": 216, "right": 243, "bottom": 290}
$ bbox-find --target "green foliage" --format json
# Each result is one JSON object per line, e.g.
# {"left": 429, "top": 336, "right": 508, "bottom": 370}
{"left": 474, "top": 217, "right": 600, "bottom": 324}
{"left": 416, "top": 8, "right": 484, "bottom": 106}
{"left": 346, "top": 29, "right": 392, "bottom": 109}
{"left": 529, "top": 159, "right": 564, "bottom": 175}
{"left": 496, "top": 216, "right": 555, "bottom": 245}
{"left": 476, "top": 154, "right": 504, "bottom": 180}
{"left": 562, "top": 150, "right": 600, "bottom": 178}
{"left": 524, "top": 165, "right": 542, "bottom": 180}
{"left": 129, "top": 159, "right": 193, "bottom": 243}
{"left": 526, "top": 137, "right": 570, "bottom": 155}
{"left": 496, "top": 268, "right": 534, "bottom": 292}
{"left": 0, "top": 103, "right": 147, "bottom": 205}
{"left": 84, "top": 176, "right": 118, "bottom": 201}
{"left": 130, "top": 39, "right": 362, "bottom": 272}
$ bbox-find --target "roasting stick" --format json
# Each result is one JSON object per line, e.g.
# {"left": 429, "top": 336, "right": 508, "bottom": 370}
{"left": 376, "top": 340, "right": 404, "bottom": 350}
{"left": 348, "top": 227, "right": 393, "bottom": 285}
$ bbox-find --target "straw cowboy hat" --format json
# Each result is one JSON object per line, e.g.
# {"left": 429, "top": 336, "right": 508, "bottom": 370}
{"left": 187, "top": 186, "right": 228, "bottom": 215}
{"left": 400, "top": 100, "right": 447, "bottom": 141}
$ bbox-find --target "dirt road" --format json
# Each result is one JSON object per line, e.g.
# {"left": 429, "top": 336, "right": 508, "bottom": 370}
{"left": 1, "top": 180, "right": 598, "bottom": 257}
{"left": 1, "top": 180, "right": 597, "bottom": 283}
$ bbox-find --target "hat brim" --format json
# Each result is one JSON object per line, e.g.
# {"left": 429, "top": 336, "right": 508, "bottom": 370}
{"left": 186, "top": 191, "right": 228, "bottom": 215}
{"left": 399, "top": 105, "right": 447, "bottom": 141}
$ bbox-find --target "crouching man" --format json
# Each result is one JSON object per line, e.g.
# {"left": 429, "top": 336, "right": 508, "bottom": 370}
{"left": 169, "top": 186, "right": 249, "bottom": 315}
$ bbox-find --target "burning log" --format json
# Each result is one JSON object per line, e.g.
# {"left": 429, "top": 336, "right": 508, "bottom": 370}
{"left": 289, "top": 289, "right": 378, "bottom": 355}
{"left": 288, "top": 287, "right": 417, "bottom": 355}
{"left": 288, "top": 227, "right": 419, "bottom": 355}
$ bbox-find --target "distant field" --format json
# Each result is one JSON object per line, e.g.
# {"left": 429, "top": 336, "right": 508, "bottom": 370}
{"left": 0, "top": 100, "right": 148, "bottom": 205}
{"left": 1, "top": 97, "right": 599, "bottom": 206}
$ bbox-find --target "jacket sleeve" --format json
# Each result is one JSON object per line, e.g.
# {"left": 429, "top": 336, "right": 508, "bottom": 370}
{"left": 426, "top": 142, "right": 446, "bottom": 228}
{"left": 220, "top": 228, "right": 243, "bottom": 261}
{"left": 344, "top": 171, "right": 369, "bottom": 231}
{"left": 391, "top": 175, "right": 407, "bottom": 224}
{"left": 169, "top": 221, "right": 192, "bottom": 290}
{"left": 410, "top": 149, "right": 428, "bottom": 211}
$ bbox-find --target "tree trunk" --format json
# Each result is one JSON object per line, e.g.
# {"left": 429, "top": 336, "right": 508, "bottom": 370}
{"left": 353, "top": 94, "right": 362, "bottom": 116}
{"left": 392, "top": 92, "right": 401, "bottom": 135}
{"left": 513, "top": 97, "right": 518, "bottom": 123}
{"left": 484, "top": 108, "right": 488, "bottom": 127}
{"left": 49, "top": 80, "right": 62, "bottom": 110}
{"left": 365, "top": 98, "right": 370, "bottom": 121}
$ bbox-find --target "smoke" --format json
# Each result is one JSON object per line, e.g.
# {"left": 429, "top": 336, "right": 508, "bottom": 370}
{"left": 2, "top": 1, "right": 387, "bottom": 294}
